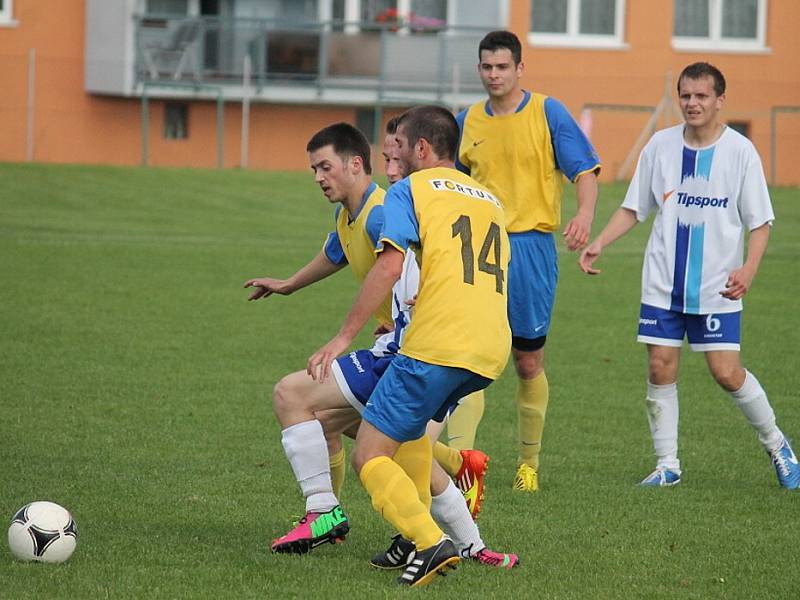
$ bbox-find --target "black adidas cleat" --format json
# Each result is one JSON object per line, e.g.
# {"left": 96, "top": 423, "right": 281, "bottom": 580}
{"left": 369, "top": 534, "right": 415, "bottom": 570}
{"left": 397, "top": 537, "right": 459, "bottom": 587}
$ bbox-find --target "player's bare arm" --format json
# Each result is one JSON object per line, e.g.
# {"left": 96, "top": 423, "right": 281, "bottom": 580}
{"left": 244, "top": 250, "right": 343, "bottom": 300}
{"left": 721, "top": 223, "right": 770, "bottom": 300}
{"left": 563, "top": 171, "right": 599, "bottom": 251}
{"left": 579, "top": 207, "right": 639, "bottom": 275}
{"left": 307, "top": 246, "right": 404, "bottom": 382}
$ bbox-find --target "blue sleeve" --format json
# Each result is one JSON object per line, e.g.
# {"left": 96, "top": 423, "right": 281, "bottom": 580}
{"left": 322, "top": 205, "right": 347, "bottom": 265}
{"left": 365, "top": 204, "right": 384, "bottom": 248}
{"left": 454, "top": 109, "right": 470, "bottom": 175}
{"left": 378, "top": 178, "right": 419, "bottom": 252}
{"left": 544, "top": 97, "right": 601, "bottom": 182}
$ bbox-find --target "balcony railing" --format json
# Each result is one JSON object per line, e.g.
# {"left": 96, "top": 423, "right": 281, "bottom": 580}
{"left": 134, "top": 15, "right": 487, "bottom": 103}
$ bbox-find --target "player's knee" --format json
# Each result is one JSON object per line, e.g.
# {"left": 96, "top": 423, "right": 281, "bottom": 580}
{"left": 513, "top": 348, "right": 544, "bottom": 379}
{"left": 648, "top": 355, "right": 677, "bottom": 384}
{"left": 350, "top": 446, "right": 368, "bottom": 475}
{"left": 709, "top": 363, "right": 744, "bottom": 392}
{"left": 272, "top": 375, "right": 297, "bottom": 418}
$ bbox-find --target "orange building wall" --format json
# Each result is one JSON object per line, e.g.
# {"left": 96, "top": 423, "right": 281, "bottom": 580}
{"left": 1, "top": 0, "right": 798, "bottom": 184}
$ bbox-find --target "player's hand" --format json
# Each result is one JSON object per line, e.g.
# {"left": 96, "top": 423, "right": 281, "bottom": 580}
{"left": 721, "top": 266, "right": 755, "bottom": 300}
{"left": 307, "top": 334, "right": 350, "bottom": 382}
{"left": 578, "top": 241, "right": 603, "bottom": 275}
{"left": 405, "top": 294, "right": 418, "bottom": 307}
{"left": 562, "top": 213, "right": 593, "bottom": 251}
{"left": 243, "top": 277, "right": 291, "bottom": 301}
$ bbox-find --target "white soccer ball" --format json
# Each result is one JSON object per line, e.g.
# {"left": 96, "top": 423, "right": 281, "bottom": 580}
{"left": 8, "top": 501, "right": 78, "bottom": 563}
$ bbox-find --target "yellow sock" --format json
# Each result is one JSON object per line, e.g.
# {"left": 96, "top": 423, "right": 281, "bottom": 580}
{"left": 329, "top": 447, "right": 346, "bottom": 499}
{"left": 393, "top": 436, "right": 432, "bottom": 509}
{"left": 360, "top": 456, "right": 443, "bottom": 550}
{"left": 517, "top": 371, "right": 549, "bottom": 469}
{"left": 433, "top": 441, "right": 463, "bottom": 477}
{"left": 446, "top": 390, "right": 485, "bottom": 450}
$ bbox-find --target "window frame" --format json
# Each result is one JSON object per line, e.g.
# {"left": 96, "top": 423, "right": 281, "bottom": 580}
{"left": 672, "top": 0, "right": 769, "bottom": 53}
{"left": 164, "top": 102, "right": 189, "bottom": 140}
{"left": 0, "top": 0, "right": 18, "bottom": 27}
{"left": 528, "top": 0, "right": 627, "bottom": 49}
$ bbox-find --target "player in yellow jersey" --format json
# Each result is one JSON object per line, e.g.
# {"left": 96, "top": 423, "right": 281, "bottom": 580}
{"left": 307, "top": 105, "right": 511, "bottom": 587}
{"left": 456, "top": 31, "right": 601, "bottom": 492}
{"left": 244, "top": 122, "right": 386, "bottom": 549}
{"left": 244, "top": 122, "right": 391, "bottom": 328}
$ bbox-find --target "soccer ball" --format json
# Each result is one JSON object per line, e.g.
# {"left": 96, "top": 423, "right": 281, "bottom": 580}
{"left": 8, "top": 501, "right": 78, "bottom": 563}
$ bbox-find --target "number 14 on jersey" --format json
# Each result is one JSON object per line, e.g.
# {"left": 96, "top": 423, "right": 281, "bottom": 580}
{"left": 451, "top": 215, "right": 505, "bottom": 294}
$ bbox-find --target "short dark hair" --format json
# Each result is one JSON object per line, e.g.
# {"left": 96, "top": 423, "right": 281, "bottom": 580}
{"left": 306, "top": 122, "right": 372, "bottom": 175}
{"left": 678, "top": 62, "right": 726, "bottom": 97}
{"left": 396, "top": 105, "right": 459, "bottom": 162}
{"left": 479, "top": 30, "right": 522, "bottom": 65}
{"left": 385, "top": 116, "right": 400, "bottom": 135}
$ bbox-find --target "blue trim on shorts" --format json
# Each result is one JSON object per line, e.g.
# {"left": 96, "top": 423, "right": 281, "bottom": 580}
{"left": 363, "top": 355, "right": 491, "bottom": 442}
{"left": 507, "top": 230, "right": 558, "bottom": 339}
{"left": 638, "top": 304, "right": 741, "bottom": 348}
{"left": 333, "top": 350, "right": 395, "bottom": 408}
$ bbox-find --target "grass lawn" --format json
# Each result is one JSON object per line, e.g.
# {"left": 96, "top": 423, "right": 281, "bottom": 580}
{"left": 1, "top": 162, "right": 798, "bottom": 598}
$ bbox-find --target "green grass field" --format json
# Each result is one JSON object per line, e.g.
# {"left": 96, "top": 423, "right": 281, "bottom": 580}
{"left": 1, "top": 162, "right": 798, "bottom": 599}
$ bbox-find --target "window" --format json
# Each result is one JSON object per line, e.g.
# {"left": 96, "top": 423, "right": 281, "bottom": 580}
{"left": 361, "top": 0, "right": 447, "bottom": 30}
{"left": 0, "top": 0, "right": 16, "bottom": 26}
{"left": 529, "top": 0, "right": 626, "bottom": 48}
{"left": 147, "top": 0, "right": 189, "bottom": 15}
{"left": 673, "top": 0, "right": 768, "bottom": 51}
{"left": 164, "top": 102, "right": 189, "bottom": 139}
{"left": 410, "top": 0, "right": 446, "bottom": 30}
{"left": 363, "top": 0, "right": 396, "bottom": 23}
{"left": 355, "top": 108, "right": 377, "bottom": 143}
{"left": 727, "top": 121, "right": 750, "bottom": 138}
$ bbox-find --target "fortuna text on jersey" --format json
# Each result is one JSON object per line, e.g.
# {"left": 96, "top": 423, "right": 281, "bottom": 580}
{"left": 428, "top": 179, "right": 501, "bottom": 207}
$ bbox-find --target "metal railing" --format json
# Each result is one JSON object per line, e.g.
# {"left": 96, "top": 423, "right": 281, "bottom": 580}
{"left": 134, "top": 15, "right": 486, "bottom": 103}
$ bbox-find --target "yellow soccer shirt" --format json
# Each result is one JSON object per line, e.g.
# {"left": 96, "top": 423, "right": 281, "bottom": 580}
{"left": 323, "top": 182, "right": 393, "bottom": 327}
{"left": 378, "top": 167, "right": 511, "bottom": 380}
{"left": 456, "top": 91, "right": 600, "bottom": 233}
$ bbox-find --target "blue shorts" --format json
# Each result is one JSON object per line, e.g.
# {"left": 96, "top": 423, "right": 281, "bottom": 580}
{"left": 363, "top": 354, "right": 492, "bottom": 442}
{"left": 508, "top": 231, "right": 558, "bottom": 342}
{"left": 637, "top": 304, "right": 741, "bottom": 351}
{"left": 331, "top": 350, "right": 395, "bottom": 414}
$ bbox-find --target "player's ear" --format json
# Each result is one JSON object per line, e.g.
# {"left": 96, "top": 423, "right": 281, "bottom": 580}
{"left": 516, "top": 60, "right": 524, "bottom": 77}
{"left": 416, "top": 138, "right": 428, "bottom": 160}
{"left": 350, "top": 155, "right": 364, "bottom": 174}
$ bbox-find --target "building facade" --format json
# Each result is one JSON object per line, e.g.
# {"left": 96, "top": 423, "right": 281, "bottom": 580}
{"left": 0, "top": 0, "right": 797, "bottom": 184}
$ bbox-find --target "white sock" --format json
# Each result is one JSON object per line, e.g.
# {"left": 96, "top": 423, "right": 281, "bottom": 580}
{"left": 281, "top": 420, "right": 338, "bottom": 513}
{"left": 730, "top": 370, "right": 783, "bottom": 451}
{"left": 430, "top": 480, "right": 484, "bottom": 557}
{"left": 646, "top": 381, "right": 680, "bottom": 472}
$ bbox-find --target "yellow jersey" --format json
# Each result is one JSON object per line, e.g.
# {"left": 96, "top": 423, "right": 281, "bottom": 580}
{"left": 456, "top": 91, "right": 600, "bottom": 233}
{"left": 323, "top": 182, "right": 392, "bottom": 327}
{"left": 378, "top": 167, "right": 511, "bottom": 380}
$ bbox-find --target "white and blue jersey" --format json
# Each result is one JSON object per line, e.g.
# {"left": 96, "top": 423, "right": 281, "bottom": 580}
{"left": 331, "top": 250, "right": 419, "bottom": 412}
{"left": 623, "top": 125, "right": 774, "bottom": 315}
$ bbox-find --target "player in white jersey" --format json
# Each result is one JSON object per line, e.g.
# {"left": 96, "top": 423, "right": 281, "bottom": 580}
{"left": 579, "top": 62, "right": 799, "bottom": 489}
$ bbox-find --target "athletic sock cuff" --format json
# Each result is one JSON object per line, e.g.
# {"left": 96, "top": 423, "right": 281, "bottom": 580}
{"left": 647, "top": 381, "right": 677, "bottom": 400}
{"left": 731, "top": 370, "right": 762, "bottom": 401}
